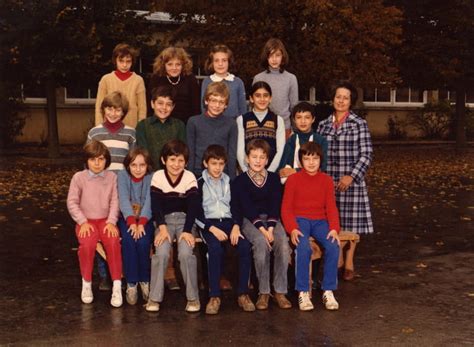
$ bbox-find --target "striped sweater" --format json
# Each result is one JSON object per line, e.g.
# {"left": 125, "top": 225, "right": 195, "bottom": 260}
{"left": 87, "top": 123, "right": 136, "bottom": 172}
{"left": 150, "top": 169, "right": 199, "bottom": 233}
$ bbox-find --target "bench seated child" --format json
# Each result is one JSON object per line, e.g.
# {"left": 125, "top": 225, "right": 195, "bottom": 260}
{"left": 281, "top": 142, "right": 341, "bottom": 311}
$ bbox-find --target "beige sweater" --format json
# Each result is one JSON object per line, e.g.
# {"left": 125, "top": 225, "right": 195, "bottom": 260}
{"left": 95, "top": 72, "right": 147, "bottom": 128}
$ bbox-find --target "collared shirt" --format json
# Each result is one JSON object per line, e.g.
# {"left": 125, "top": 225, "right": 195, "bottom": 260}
{"left": 247, "top": 168, "right": 267, "bottom": 187}
{"left": 201, "top": 170, "right": 232, "bottom": 220}
{"left": 209, "top": 73, "right": 235, "bottom": 82}
{"left": 87, "top": 170, "right": 106, "bottom": 178}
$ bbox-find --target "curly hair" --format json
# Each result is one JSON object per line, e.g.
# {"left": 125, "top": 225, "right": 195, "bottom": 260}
{"left": 152, "top": 47, "right": 193, "bottom": 76}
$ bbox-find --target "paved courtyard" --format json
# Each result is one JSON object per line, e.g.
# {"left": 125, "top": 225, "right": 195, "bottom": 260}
{"left": 0, "top": 145, "right": 473, "bottom": 346}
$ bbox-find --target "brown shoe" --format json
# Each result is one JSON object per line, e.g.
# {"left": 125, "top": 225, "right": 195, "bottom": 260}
{"left": 238, "top": 294, "right": 256, "bottom": 312}
{"left": 343, "top": 269, "right": 355, "bottom": 281}
{"left": 274, "top": 293, "right": 292, "bottom": 309}
{"left": 219, "top": 278, "right": 233, "bottom": 291}
{"left": 205, "top": 297, "right": 221, "bottom": 315}
{"left": 255, "top": 294, "right": 270, "bottom": 310}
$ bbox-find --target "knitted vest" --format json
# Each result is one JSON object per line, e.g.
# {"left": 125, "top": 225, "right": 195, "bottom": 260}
{"left": 242, "top": 111, "right": 278, "bottom": 164}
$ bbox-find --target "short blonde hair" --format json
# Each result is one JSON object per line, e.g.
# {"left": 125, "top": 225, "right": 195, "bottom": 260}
{"left": 204, "top": 82, "right": 230, "bottom": 104}
{"left": 100, "top": 91, "right": 129, "bottom": 120}
{"left": 152, "top": 47, "right": 193, "bottom": 76}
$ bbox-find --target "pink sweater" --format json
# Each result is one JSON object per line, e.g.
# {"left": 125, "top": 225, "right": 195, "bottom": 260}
{"left": 67, "top": 169, "right": 119, "bottom": 225}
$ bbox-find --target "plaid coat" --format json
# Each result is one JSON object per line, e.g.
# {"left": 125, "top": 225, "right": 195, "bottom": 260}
{"left": 317, "top": 112, "right": 374, "bottom": 234}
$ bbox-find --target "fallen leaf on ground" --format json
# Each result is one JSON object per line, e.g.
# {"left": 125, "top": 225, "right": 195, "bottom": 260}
{"left": 402, "top": 327, "right": 415, "bottom": 334}
{"left": 416, "top": 263, "right": 428, "bottom": 268}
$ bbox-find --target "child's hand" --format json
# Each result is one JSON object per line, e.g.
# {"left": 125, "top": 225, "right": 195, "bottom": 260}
{"left": 259, "top": 226, "right": 273, "bottom": 250}
{"left": 326, "top": 229, "right": 341, "bottom": 246}
{"left": 78, "top": 222, "right": 94, "bottom": 238}
{"left": 209, "top": 226, "right": 228, "bottom": 242}
{"left": 104, "top": 223, "right": 118, "bottom": 238}
{"left": 230, "top": 224, "right": 244, "bottom": 246}
{"left": 267, "top": 226, "right": 275, "bottom": 243}
{"left": 154, "top": 224, "right": 171, "bottom": 246}
{"left": 290, "top": 229, "right": 304, "bottom": 246}
{"left": 179, "top": 232, "right": 195, "bottom": 248}
{"left": 279, "top": 167, "right": 296, "bottom": 178}
{"left": 135, "top": 224, "right": 145, "bottom": 240}
{"left": 337, "top": 175, "right": 353, "bottom": 192}
{"left": 129, "top": 224, "right": 138, "bottom": 239}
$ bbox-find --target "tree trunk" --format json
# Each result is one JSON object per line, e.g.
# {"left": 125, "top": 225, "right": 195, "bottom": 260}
{"left": 46, "top": 78, "right": 60, "bottom": 158}
{"left": 455, "top": 85, "right": 467, "bottom": 151}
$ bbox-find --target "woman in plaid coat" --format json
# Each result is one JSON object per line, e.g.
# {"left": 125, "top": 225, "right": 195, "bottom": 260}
{"left": 317, "top": 82, "right": 373, "bottom": 280}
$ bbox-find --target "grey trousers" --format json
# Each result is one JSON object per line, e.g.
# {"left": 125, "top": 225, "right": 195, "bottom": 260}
{"left": 241, "top": 216, "right": 290, "bottom": 294}
{"left": 149, "top": 212, "right": 198, "bottom": 302}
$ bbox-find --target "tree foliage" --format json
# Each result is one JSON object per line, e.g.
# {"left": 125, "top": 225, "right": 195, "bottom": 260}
{"left": 0, "top": 1, "right": 149, "bottom": 155}
{"left": 162, "top": 0, "right": 402, "bottom": 97}
{"left": 391, "top": 0, "right": 474, "bottom": 146}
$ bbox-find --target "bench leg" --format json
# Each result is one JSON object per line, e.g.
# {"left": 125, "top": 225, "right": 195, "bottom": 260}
{"left": 338, "top": 241, "right": 347, "bottom": 269}
{"left": 344, "top": 241, "right": 357, "bottom": 271}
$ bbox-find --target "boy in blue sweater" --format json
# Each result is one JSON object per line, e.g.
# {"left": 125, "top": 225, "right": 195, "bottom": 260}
{"left": 196, "top": 145, "right": 255, "bottom": 314}
{"left": 278, "top": 101, "right": 328, "bottom": 183}
{"left": 187, "top": 81, "right": 237, "bottom": 179}
{"left": 231, "top": 139, "right": 291, "bottom": 310}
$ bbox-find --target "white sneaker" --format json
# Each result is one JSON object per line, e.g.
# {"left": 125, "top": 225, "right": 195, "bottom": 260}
{"left": 185, "top": 300, "right": 201, "bottom": 313}
{"left": 81, "top": 284, "right": 93, "bottom": 304}
{"left": 126, "top": 284, "right": 138, "bottom": 305}
{"left": 145, "top": 300, "right": 160, "bottom": 312}
{"left": 322, "top": 290, "right": 339, "bottom": 310}
{"left": 139, "top": 282, "right": 150, "bottom": 301}
{"left": 111, "top": 286, "right": 123, "bottom": 308}
{"left": 298, "top": 291, "right": 314, "bottom": 311}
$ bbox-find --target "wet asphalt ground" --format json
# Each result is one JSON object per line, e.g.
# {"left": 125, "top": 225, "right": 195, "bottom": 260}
{"left": 0, "top": 145, "right": 473, "bottom": 346}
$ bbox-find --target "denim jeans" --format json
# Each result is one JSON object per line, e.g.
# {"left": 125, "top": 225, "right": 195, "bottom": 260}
{"left": 295, "top": 218, "right": 339, "bottom": 291}
{"left": 200, "top": 219, "right": 252, "bottom": 297}
{"left": 118, "top": 217, "right": 154, "bottom": 284}
{"left": 241, "top": 216, "right": 290, "bottom": 294}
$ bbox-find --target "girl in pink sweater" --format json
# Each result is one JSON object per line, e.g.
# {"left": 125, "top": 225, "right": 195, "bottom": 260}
{"left": 67, "top": 140, "right": 123, "bottom": 307}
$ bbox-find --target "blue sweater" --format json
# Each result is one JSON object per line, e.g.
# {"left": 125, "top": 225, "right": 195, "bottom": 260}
{"left": 117, "top": 170, "right": 152, "bottom": 224}
{"left": 186, "top": 113, "right": 237, "bottom": 179}
{"left": 231, "top": 171, "right": 282, "bottom": 229}
{"left": 200, "top": 74, "right": 247, "bottom": 119}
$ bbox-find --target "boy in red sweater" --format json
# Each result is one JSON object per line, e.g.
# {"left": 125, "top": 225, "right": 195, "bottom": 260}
{"left": 281, "top": 142, "right": 340, "bottom": 311}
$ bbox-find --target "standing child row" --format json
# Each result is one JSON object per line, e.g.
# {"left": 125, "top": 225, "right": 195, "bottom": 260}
{"left": 95, "top": 39, "right": 298, "bottom": 127}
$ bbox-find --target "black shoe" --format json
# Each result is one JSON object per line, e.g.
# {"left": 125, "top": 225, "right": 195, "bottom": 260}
{"left": 99, "top": 277, "right": 112, "bottom": 291}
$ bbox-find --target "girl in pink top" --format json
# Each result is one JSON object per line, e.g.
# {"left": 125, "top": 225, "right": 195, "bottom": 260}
{"left": 66, "top": 140, "right": 123, "bottom": 307}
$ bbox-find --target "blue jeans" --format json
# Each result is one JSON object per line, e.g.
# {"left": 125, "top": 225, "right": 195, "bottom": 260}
{"left": 295, "top": 218, "right": 339, "bottom": 291}
{"left": 118, "top": 217, "right": 154, "bottom": 284}
{"left": 200, "top": 219, "right": 252, "bottom": 297}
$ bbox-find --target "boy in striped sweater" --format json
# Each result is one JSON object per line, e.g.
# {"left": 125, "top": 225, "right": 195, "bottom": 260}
{"left": 88, "top": 91, "right": 136, "bottom": 172}
{"left": 147, "top": 140, "right": 200, "bottom": 313}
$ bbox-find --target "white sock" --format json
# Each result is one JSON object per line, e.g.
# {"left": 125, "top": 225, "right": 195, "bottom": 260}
{"left": 113, "top": 280, "right": 121, "bottom": 290}
{"left": 82, "top": 278, "right": 92, "bottom": 288}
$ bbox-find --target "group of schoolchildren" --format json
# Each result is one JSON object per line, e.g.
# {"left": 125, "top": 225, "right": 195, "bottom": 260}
{"left": 66, "top": 38, "right": 342, "bottom": 315}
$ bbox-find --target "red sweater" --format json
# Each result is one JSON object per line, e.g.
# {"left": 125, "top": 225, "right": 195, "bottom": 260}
{"left": 281, "top": 170, "right": 340, "bottom": 233}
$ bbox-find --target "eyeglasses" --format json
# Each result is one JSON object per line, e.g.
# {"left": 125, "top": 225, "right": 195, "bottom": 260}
{"left": 208, "top": 98, "right": 226, "bottom": 106}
